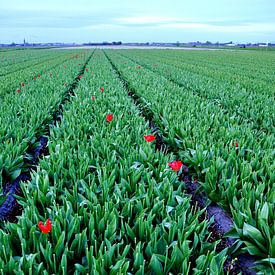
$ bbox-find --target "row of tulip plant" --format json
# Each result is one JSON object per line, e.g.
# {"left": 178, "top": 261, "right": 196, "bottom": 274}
{"left": 104, "top": 50, "right": 275, "bottom": 272}
{"left": 0, "top": 49, "right": 80, "bottom": 97}
{"left": 0, "top": 49, "right": 68, "bottom": 77}
{"left": 116, "top": 50, "right": 274, "bottom": 132}
{"left": 0, "top": 50, "right": 228, "bottom": 273}
{"left": 138, "top": 49, "right": 275, "bottom": 94}
{"left": 0, "top": 50, "right": 92, "bottom": 205}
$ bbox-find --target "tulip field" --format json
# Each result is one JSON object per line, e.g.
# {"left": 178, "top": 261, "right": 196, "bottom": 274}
{"left": 0, "top": 47, "right": 274, "bottom": 274}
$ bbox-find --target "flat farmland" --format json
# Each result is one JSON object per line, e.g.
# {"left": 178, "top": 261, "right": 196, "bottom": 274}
{"left": 0, "top": 47, "right": 274, "bottom": 274}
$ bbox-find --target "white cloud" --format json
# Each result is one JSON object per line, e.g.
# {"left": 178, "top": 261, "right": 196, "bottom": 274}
{"left": 162, "top": 22, "right": 275, "bottom": 33}
{"left": 115, "top": 16, "right": 181, "bottom": 24}
{"left": 114, "top": 16, "right": 275, "bottom": 34}
{"left": 83, "top": 24, "right": 123, "bottom": 30}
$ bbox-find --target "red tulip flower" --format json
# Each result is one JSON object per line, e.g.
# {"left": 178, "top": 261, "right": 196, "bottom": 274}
{"left": 92, "top": 96, "right": 96, "bottom": 100}
{"left": 85, "top": 68, "right": 88, "bottom": 72}
{"left": 106, "top": 114, "right": 113, "bottom": 122}
{"left": 100, "top": 87, "right": 104, "bottom": 92}
{"left": 168, "top": 161, "right": 183, "bottom": 171}
{"left": 50, "top": 73, "right": 52, "bottom": 77}
{"left": 137, "top": 65, "right": 141, "bottom": 68}
{"left": 21, "top": 82, "right": 25, "bottom": 87}
{"left": 16, "top": 89, "right": 20, "bottom": 93}
{"left": 78, "top": 75, "right": 82, "bottom": 79}
{"left": 34, "top": 77, "right": 37, "bottom": 81}
{"left": 233, "top": 141, "right": 239, "bottom": 148}
{"left": 38, "top": 74, "right": 41, "bottom": 78}
{"left": 38, "top": 219, "right": 52, "bottom": 234}
{"left": 144, "top": 134, "right": 155, "bottom": 142}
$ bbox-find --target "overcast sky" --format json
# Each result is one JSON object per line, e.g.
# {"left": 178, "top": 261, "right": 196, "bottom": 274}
{"left": 0, "top": 0, "right": 274, "bottom": 44}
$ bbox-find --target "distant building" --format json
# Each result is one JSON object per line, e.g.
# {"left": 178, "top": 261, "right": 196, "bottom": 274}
{"left": 225, "top": 43, "right": 236, "bottom": 47}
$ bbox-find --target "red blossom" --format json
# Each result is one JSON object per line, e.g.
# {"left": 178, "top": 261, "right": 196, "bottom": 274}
{"left": 144, "top": 134, "right": 156, "bottom": 142}
{"left": 168, "top": 160, "right": 183, "bottom": 171}
{"left": 16, "top": 89, "right": 20, "bottom": 93}
{"left": 85, "top": 68, "right": 88, "bottom": 72}
{"left": 92, "top": 96, "right": 96, "bottom": 100}
{"left": 100, "top": 87, "right": 104, "bottom": 92}
{"left": 137, "top": 65, "right": 141, "bottom": 68}
{"left": 38, "top": 74, "right": 41, "bottom": 78}
{"left": 50, "top": 73, "right": 52, "bottom": 77}
{"left": 34, "top": 77, "right": 37, "bottom": 81}
{"left": 21, "top": 83, "right": 25, "bottom": 87}
{"left": 106, "top": 114, "right": 113, "bottom": 122}
{"left": 78, "top": 75, "right": 82, "bottom": 79}
{"left": 38, "top": 219, "right": 52, "bottom": 234}
{"left": 234, "top": 141, "right": 239, "bottom": 147}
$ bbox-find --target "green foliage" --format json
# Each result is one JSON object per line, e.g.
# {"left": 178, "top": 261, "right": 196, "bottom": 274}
{"left": 0, "top": 50, "right": 89, "bottom": 187}
{"left": 0, "top": 50, "right": 227, "bottom": 273}
{"left": 104, "top": 49, "right": 274, "bottom": 271}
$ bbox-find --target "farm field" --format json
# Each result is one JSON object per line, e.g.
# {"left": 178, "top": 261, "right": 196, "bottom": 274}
{"left": 0, "top": 48, "right": 274, "bottom": 274}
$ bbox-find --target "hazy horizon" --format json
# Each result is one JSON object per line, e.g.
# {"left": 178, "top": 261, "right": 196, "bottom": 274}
{"left": 1, "top": 0, "right": 274, "bottom": 44}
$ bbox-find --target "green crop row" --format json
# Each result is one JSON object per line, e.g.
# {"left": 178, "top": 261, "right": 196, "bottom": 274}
{"left": 0, "top": 49, "right": 41, "bottom": 68}
{"left": 0, "top": 49, "right": 68, "bottom": 76}
{"left": 0, "top": 50, "right": 228, "bottom": 274}
{"left": 104, "top": 50, "right": 275, "bottom": 272}
{"left": 117, "top": 50, "right": 274, "bottom": 132}
{"left": 0, "top": 51, "right": 92, "bottom": 198}
{"left": 144, "top": 49, "right": 275, "bottom": 87}
{"left": 0, "top": 50, "right": 84, "bottom": 97}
